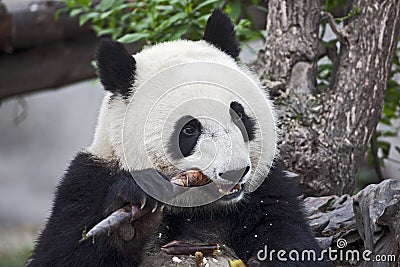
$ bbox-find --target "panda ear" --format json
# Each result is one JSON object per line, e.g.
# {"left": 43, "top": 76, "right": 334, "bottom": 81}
{"left": 96, "top": 39, "right": 136, "bottom": 96}
{"left": 203, "top": 9, "right": 240, "bottom": 59}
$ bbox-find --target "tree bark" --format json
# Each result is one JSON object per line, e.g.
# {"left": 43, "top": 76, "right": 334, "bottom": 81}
{"left": 254, "top": 0, "right": 400, "bottom": 196}
{"left": 0, "top": 1, "right": 89, "bottom": 53}
{"left": 0, "top": 36, "right": 98, "bottom": 98}
{"left": 0, "top": 0, "right": 140, "bottom": 99}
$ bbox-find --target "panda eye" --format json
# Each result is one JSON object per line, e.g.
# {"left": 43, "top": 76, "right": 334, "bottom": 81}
{"left": 182, "top": 125, "right": 198, "bottom": 137}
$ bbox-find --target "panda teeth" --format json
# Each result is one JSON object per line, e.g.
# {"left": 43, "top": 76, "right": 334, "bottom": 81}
{"left": 217, "top": 184, "right": 241, "bottom": 195}
{"left": 226, "top": 186, "right": 241, "bottom": 195}
{"left": 224, "top": 189, "right": 238, "bottom": 195}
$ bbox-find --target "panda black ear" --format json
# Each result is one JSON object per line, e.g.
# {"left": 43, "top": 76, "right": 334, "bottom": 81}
{"left": 203, "top": 9, "right": 240, "bottom": 59}
{"left": 96, "top": 39, "right": 136, "bottom": 96}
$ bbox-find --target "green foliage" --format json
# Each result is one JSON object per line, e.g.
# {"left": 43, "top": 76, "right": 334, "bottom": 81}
{"left": 323, "top": 0, "right": 347, "bottom": 12}
{"left": 323, "top": 0, "right": 360, "bottom": 22}
{"left": 333, "top": 6, "right": 360, "bottom": 22}
{"left": 59, "top": 0, "right": 264, "bottom": 45}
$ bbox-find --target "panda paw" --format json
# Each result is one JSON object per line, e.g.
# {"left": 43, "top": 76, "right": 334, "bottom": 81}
{"left": 102, "top": 170, "right": 166, "bottom": 243}
{"left": 104, "top": 173, "right": 161, "bottom": 216}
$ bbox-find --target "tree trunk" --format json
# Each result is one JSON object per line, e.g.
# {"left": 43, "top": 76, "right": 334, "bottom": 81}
{"left": 254, "top": 0, "right": 400, "bottom": 196}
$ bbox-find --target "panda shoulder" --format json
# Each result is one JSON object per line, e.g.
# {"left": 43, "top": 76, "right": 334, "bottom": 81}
{"left": 255, "top": 161, "right": 302, "bottom": 198}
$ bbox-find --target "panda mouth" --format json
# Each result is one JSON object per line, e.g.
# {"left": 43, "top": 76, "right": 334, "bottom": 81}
{"left": 217, "top": 183, "right": 241, "bottom": 195}
{"left": 170, "top": 169, "right": 244, "bottom": 200}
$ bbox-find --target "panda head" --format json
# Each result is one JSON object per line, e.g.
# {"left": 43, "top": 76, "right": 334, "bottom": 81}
{"left": 89, "top": 10, "right": 278, "bottom": 207}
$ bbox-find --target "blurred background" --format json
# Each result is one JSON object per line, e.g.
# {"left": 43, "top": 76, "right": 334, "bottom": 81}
{"left": 0, "top": 81, "right": 103, "bottom": 266}
{"left": 0, "top": 0, "right": 399, "bottom": 266}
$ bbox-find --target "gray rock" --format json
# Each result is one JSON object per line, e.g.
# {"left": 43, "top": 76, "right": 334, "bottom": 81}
{"left": 353, "top": 179, "right": 400, "bottom": 266}
{"left": 305, "top": 179, "right": 400, "bottom": 266}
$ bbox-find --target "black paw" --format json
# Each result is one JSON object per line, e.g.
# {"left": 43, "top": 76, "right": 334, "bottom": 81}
{"left": 101, "top": 169, "right": 172, "bottom": 243}
{"left": 104, "top": 170, "right": 164, "bottom": 216}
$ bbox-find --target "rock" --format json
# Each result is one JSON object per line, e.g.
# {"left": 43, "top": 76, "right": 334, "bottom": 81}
{"left": 304, "top": 179, "right": 400, "bottom": 266}
{"left": 353, "top": 179, "right": 400, "bottom": 266}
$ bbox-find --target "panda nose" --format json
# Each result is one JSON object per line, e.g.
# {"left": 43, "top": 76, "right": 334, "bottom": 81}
{"left": 219, "top": 166, "right": 250, "bottom": 182}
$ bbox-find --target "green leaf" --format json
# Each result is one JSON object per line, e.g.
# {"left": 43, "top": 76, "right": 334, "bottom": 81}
{"left": 117, "top": 32, "right": 150, "bottom": 43}
{"left": 155, "top": 5, "right": 174, "bottom": 11}
{"left": 260, "top": 30, "right": 266, "bottom": 39}
{"left": 381, "top": 130, "right": 397, "bottom": 137}
{"left": 98, "top": 0, "right": 113, "bottom": 11}
{"left": 395, "top": 146, "right": 400, "bottom": 155}
{"left": 169, "top": 24, "right": 190, "bottom": 40}
{"left": 229, "top": 0, "right": 241, "bottom": 22}
{"left": 75, "top": 0, "right": 90, "bottom": 7}
{"left": 70, "top": 8, "right": 83, "bottom": 17}
{"left": 324, "top": 0, "right": 347, "bottom": 13}
{"left": 236, "top": 18, "right": 251, "bottom": 28}
{"left": 79, "top": 12, "right": 99, "bottom": 26}
{"left": 236, "top": 28, "right": 261, "bottom": 41}
{"left": 100, "top": 9, "right": 116, "bottom": 19}
{"left": 91, "top": 24, "right": 103, "bottom": 34}
{"left": 383, "top": 105, "right": 396, "bottom": 117}
{"left": 54, "top": 6, "right": 69, "bottom": 21}
{"left": 111, "top": 27, "right": 123, "bottom": 40}
{"left": 197, "top": 14, "right": 211, "bottom": 24}
{"left": 380, "top": 117, "right": 392, "bottom": 126}
{"left": 96, "top": 28, "right": 115, "bottom": 37}
{"left": 377, "top": 141, "right": 391, "bottom": 158}
{"left": 91, "top": 60, "right": 98, "bottom": 72}
{"left": 171, "top": 0, "right": 186, "bottom": 11}
{"left": 167, "top": 12, "right": 187, "bottom": 26}
{"left": 192, "top": 0, "right": 221, "bottom": 12}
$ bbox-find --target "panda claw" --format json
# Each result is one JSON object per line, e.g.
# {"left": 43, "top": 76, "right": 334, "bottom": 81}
{"left": 140, "top": 197, "right": 146, "bottom": 209}
{"left": 160, "top": 204, "right": 165, "bottom": 212}
{"left": 151, "top": 202, "right": 158, "bottom": 213}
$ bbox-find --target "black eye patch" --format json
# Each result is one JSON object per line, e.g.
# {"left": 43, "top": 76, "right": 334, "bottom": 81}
{"left": 169, "top": 116, "right": 202, "bottom": 158}
{"left": 230, "top": 101, "right": 256, "bottom": 142}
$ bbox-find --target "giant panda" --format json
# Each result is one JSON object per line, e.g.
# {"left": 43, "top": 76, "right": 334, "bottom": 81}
{"left": 28, "top": 10, "right": 330, "bottom": 267}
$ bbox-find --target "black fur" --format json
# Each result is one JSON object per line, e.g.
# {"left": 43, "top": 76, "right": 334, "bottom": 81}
{"left": 29, "top": 153, "right": 330, "bottom": 266}
{"left": 203, "top": 9, "right": 241, "bottom": 59}
{"left": 96, "top": 39, "right": 136, "bottom": 97}
{"left": 230, "top": 101, "right": 256, "bottom": 142}
{"left": 28, "top": 152, "right": 162, "bottom": 267}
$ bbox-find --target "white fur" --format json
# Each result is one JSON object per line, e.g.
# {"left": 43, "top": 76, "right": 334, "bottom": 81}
{"left": 88, "top": 40, "right": 278, "bottom": 202}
